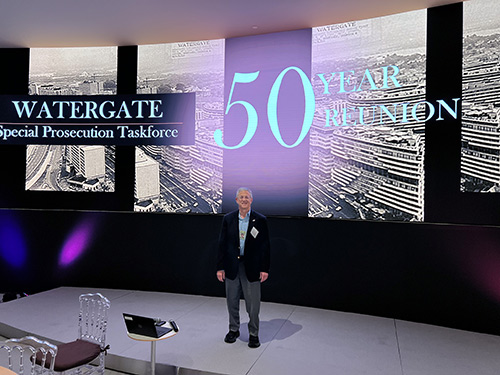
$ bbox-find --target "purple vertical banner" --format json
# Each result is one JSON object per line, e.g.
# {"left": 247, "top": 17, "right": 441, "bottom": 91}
{"left": 221, "top": 29, "right": 312, "bottom": 216}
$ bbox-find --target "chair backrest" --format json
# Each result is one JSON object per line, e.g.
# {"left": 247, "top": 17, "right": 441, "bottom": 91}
{"left": 0, "top": 335, "right": 58, "bottom": 374}
{"left": 78, "top": 293, "right": 111, "bottom": 349}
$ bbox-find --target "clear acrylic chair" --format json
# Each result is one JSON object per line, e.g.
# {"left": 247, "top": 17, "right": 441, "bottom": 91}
{"left": 0, "top": 335, "right": 58, "bottom": 374}
{"left": 52, "top": 293, "right": 110, "bottom": 374}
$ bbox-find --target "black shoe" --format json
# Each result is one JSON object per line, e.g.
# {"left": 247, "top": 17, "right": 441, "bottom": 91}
{"left": 248, "top": 335, "right": 260, "bottom": 348}
{"left": 224, "top": 330, "right": 240, "bottom": 343}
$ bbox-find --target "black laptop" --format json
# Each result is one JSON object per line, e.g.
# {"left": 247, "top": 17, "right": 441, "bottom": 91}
{"left": 123, "top": 313, "right": 172, "bottom": 338}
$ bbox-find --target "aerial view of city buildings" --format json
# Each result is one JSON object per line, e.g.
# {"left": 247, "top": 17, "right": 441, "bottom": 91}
{"left": 309, "top": 10, "right": 427, "bottom": 221}
{"left": 135, "top": 40, "right": 224, "bottom": 213}
{"left": 26, "top": 47, "right": 117, "bottom": 193}
{"left": 461, "top": 0, "right": 500, "bottom": 193}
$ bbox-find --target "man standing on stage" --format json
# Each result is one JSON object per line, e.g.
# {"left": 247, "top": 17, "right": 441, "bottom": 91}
{"left": 216, "top": 187, "right": 271, "bottom": 348}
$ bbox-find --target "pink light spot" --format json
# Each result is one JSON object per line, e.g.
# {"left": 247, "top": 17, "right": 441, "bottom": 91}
{"left": 59, "top": 219, "right": 95, "bottom": 267}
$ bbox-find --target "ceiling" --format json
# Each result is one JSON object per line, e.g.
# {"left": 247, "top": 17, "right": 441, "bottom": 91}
{"left": 0, "top": 0, "right": 465, "bottom": 48}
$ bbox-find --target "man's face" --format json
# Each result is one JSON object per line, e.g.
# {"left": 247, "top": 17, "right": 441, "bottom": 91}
{"left": 236, "top": 190, "right": 253, "bottom": 212}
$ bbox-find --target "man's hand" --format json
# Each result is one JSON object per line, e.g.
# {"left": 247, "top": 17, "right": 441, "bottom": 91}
{"left": 260, "top": 272, "right": 269, "bottom": 283}
{"left": 217, "top": 270, "right": 225, "bottom": 282}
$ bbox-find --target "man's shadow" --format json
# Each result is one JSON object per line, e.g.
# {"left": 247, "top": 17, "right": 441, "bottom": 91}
{"left": 239, "top": 319, "right": 302, "bottom": 344}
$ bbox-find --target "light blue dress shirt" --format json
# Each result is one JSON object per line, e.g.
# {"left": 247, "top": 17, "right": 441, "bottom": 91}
{"left": 239, "top": 210, "right": 250, "bottom": 256}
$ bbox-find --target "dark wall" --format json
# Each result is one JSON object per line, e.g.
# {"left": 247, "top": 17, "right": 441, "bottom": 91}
{"left": 2, "top": 2, "right": 500, "bottom": 337}
{"left": 1, "top": 209, "right": 499, "bottom": 336}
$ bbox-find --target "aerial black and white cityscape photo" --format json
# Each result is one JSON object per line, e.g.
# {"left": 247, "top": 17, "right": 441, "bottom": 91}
{"left": 135, "top": 40, "right": 224, "bottom": 213}
{"left": 309, "top": 10, "right": 427, "bottom": 221}
{"left": 461, "top": 0, "right": 500, "bottom": 193}
{"left": 26, "top": 47, "right": 117, "bottom": 192}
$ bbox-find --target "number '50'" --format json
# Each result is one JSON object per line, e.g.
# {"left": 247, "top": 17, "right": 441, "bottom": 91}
{"left": 214, "top": 66, "right": 315, "bottom": 149}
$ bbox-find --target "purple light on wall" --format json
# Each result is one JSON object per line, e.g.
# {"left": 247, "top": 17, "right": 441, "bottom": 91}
{"left": 0, "top": 210, "right": 27, "bottom": 268}
{"left": 451, "top": 232, "right": 500, "bottom": 303}
{"left": 465, "top": 247, "right": 500, "bottom": 302}
{"left": 58, "top": 217, "right": 96, "bottom": 267}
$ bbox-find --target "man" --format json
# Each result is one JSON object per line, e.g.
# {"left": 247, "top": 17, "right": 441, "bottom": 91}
{"left": 216, "top": 187, "right": 271, "bottom": 348}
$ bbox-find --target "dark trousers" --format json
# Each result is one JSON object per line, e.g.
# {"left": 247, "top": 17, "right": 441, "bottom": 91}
{"left": 225, "top": 261, "right": 261, "bottom": 337}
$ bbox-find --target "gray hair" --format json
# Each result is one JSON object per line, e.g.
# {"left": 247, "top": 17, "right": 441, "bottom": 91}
{"left": 236, "top": 187, "right": 253, "bottom": 198}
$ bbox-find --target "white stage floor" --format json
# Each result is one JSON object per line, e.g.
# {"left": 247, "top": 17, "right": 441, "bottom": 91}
{"left": 1, "top": 287, "right": 500, "bottom": 375}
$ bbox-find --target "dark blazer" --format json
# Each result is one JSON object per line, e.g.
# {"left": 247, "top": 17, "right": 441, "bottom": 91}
{"left": 217, "top": 209, "right": 270, "bottom": 282}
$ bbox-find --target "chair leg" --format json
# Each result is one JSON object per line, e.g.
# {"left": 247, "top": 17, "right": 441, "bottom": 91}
{"left": 99, "top": 352, "right": 105, "bottom": 374}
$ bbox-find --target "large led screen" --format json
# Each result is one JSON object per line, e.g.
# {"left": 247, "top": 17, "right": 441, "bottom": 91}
{"left": 10, "top": 9, "right": 433, "bottom": 220}
{"left": 462, "top": 0, "right": 500, "bottom": 193}
{"left": 136, "top": 9, "right": 427, "bottom": 220}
